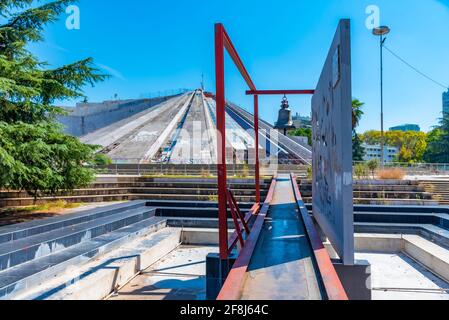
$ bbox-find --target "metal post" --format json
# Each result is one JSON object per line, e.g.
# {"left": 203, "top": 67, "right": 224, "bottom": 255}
{"left": 254, "top": 95, "right": 261, "bottom": 204}
{"left": 215, "top": 23, "right": 229, "bottom": 260}
{"left": 380, "top": 35, "right": 385, "bottom": 169}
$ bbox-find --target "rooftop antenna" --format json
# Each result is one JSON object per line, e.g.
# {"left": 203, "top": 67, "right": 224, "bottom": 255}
{"left": 201, "top": 73, "right": 205, "bottom": 91}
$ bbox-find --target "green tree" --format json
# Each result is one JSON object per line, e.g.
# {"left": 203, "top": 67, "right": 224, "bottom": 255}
{"left": 424, "top": 113, "right": 449, "bottom": 163}
{"left": 352, "top": 99, "right": 365, "bottom": 161}
{"left": 360, "top": 130, "right": 427, "bottom": 163}
{"left": 353, "top": 133, "right": 365, "bottom": 161}
{"left": 352, "top": 99, "right": 364, "bottom": 130}
{"left": 290, "top": 127, "right": 312, "bottom": 146}
{"left": 366, "top": 159, "right": 380, "bottom": 179}
{"left": 94, "top": 153, "right": 113, "bottom": 166}
{"left": 0, "top": 0, "right": 106, "bottom": 197}
{"left": 0, "top": 122, "right": 96, "bottom": 199}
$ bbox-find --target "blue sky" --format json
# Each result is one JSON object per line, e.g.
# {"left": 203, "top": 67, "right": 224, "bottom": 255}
{"left": 30, "top": 0, "right": 449, "bottom": 132}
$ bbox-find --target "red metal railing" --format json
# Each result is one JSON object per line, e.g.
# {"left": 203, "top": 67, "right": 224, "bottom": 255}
{"left": 217, "top": 174, "right": 277, "bottom": 300}
{"left": 215, "top": 23, "right": 316, "bottom": 260}
{"left": 215, "top": 23, "right": 260, "bottom": 260}
{"left": 290, "top": 173, "right": 348, "bottom": 300}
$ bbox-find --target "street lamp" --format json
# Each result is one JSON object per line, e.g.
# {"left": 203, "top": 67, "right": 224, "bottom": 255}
{"left": 373, "top": 26, "right": 390, "bottom": 168}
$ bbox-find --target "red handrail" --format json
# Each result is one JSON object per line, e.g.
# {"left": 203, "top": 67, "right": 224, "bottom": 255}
{"left": 290, "top": 173, "right": 348, "bottom": 300}
{"left": 217, "top": 174, "right": 277, "bottom": 300}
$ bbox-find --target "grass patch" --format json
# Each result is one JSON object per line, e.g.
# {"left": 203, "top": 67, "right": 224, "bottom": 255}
{"left": 141, "top": 174, "right": 270, "bottom": 179}
{"left": 1, "top": 200, "right": 83, "bottom": 215}
{"left": 378, "top": 168, "right": 406, "bottom": 180}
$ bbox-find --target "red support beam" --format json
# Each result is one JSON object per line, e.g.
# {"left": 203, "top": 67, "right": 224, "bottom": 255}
{"left": 228, "top": 203, "right": 260, "bottom": 254}
{"left": 246, "top": 89, "right": 315, "bottom": 95}
{"left": 215, "top": 23, "right": 228, "bottom": 260}
{"left": 217, "top": 175, "right": 277, "bottom": 300}
{"left": 222, "top": 28, "right": 256, "bottom": 91}
{"left": 254, "top": 95, "right": 261, "bottom": 204}
{"left": 215, "top": 23, "right": 261, "bottom": 260}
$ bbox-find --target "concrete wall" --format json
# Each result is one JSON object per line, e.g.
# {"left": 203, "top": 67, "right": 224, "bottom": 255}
{"left": 57, "top": 96, "right": 178, "bottom": 137}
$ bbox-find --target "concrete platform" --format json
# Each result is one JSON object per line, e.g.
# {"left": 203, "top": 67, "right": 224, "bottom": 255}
{"left": 109, "top": 246, "right": 217, "bottom": 300}
{"left": 357, "top": 252, "right": 449, "bottom": 300}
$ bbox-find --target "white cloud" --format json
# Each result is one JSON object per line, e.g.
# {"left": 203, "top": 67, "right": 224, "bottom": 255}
{"left": 97, "top": 63, "right": 127, "bottom": 81}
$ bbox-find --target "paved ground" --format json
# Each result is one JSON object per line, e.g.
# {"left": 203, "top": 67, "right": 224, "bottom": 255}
{"left": 357, "top": 252, "right": 449, "bottom": 300}
{"left": 110, "top": 246, "right": 217, "bottom": 300}
{"left": 241, "top": 174, "right": 322, "bottom": 300}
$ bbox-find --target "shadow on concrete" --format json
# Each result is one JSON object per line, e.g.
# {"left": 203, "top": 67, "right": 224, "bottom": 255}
{"left": 398, "top": 253, "right": 449, "bottom": 291}
{"left": 32, "top": 254, "right": 141, "bottom": 300}
{"left": 114, "top": 275, "right": 206, "bottom": 300}
{"left": 0, "top": 211, "right": 60, "bottom": 227}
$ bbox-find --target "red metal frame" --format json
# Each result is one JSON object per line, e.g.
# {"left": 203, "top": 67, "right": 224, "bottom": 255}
{"left": 217, "top": 175, "right": 277, "bottom": 300}
{"left": 226, "top": 188, "right": 250, "bottom": 250}
{"left": 215, "top": 23, "right": 260, "bottom": 260}
{"left": 215, "top": 24, "right": 315, "bottom": 260}
{"left": 246, "top": 89, "right": 315, "bottom": 95}
{"left": 290, "top": 174, "right": 348, "bottom": 300}
{"left": 227, "top": 203, "right": 260, "bottom": 254}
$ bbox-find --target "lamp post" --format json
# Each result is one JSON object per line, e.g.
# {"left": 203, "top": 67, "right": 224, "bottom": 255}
{"left": 373, "top": 26, "right": 390, "bottom": 168}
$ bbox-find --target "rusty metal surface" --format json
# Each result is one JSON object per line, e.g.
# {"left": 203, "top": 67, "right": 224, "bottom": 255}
{"left": 311, "top": 19, "right": 354, "bottom": 265}
{"left": 291, "top": 174, "right": 348, "bottom": 300}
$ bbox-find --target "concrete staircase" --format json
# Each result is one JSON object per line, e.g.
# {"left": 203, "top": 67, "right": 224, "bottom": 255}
{"left": 0, "top": 201, "right": 168, "bottom": 300}
{"left": 299, "top": 179, "right": 439, "bottom": 206}
{"left": 0, "top": 177, "right": 272, "bottom": 207}
{"left": 419, "top": 180, "right": 449, "bottom": 205}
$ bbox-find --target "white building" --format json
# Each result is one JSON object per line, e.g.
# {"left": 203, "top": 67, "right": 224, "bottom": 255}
{"left": 362, "top": 144, "right": 399, "bottom": 164}
{"left": 292, "top": 113, "right": 312, "bottom": 129}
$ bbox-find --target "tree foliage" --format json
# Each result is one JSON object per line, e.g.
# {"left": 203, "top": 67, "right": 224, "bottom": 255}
{"left": 352, "top": 99, "right": 364, "bottom": 130}
{"left": 290, "top": 127, "right": 312, "bottom": 145}
{"left": 361, "top": 130, "right": 428, "bottom": 163}
{"left": 0, "top": 0, "right": 106, "bottom": 196}
{"left": 352, "top": 99, "right": 365, "bottom": 161}
{"left": 424, "top": 113, "right": 449, "bottom": 163}
{"left": 0, "top": 122, "right": 96, "bottom": 197}
{"left": 353, "top": 132, "right": 365, "bottom": 161}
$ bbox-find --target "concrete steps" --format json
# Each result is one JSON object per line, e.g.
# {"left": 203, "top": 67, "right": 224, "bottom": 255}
{"left": 299, "top": 179, "right": 439, "bottom": 205}
{"left": 302, "top": 197, "right": 438, "bottom": 206}
{"left": 0, "top": 206, "right": 157, "bottom": 271}
{"left": 355, "top": 222, "right": 449, "bottom": 250}
{"left": 0, "top": 187, "right": 268, "bottom": 197}
{"left": 17, "top": 227, "right": 181, "bottom": 300}
{"left": 0, "top": 177, "right": 270, "bottom": 207}
{"left": 420, "top": 181, "right": 449, "bottom": 205}
{"left": 0, "top": 194, "right": 260, "bottom": 207}
{"left": 0, "top": 201, "right": 146, "bottom": 243}
{"left": 0, "top": 201, "right": 168, "bottom": 299}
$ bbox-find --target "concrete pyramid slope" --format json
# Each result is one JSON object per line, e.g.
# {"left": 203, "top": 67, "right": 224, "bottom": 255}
{"left": 67, "top": 89, "right": 312, "bottom": 164}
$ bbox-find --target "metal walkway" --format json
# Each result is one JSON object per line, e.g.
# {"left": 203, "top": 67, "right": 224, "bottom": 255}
{"left": 218, "top": 173, "right": 347, "bottom": 300}
{"left": 240, "top": 174, "right": 322, "bottom": 300}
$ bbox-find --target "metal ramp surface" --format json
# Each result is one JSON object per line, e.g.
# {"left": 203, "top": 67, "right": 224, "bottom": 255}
{"left": 240, "top": 174, "right": 322, "bottom": 300}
